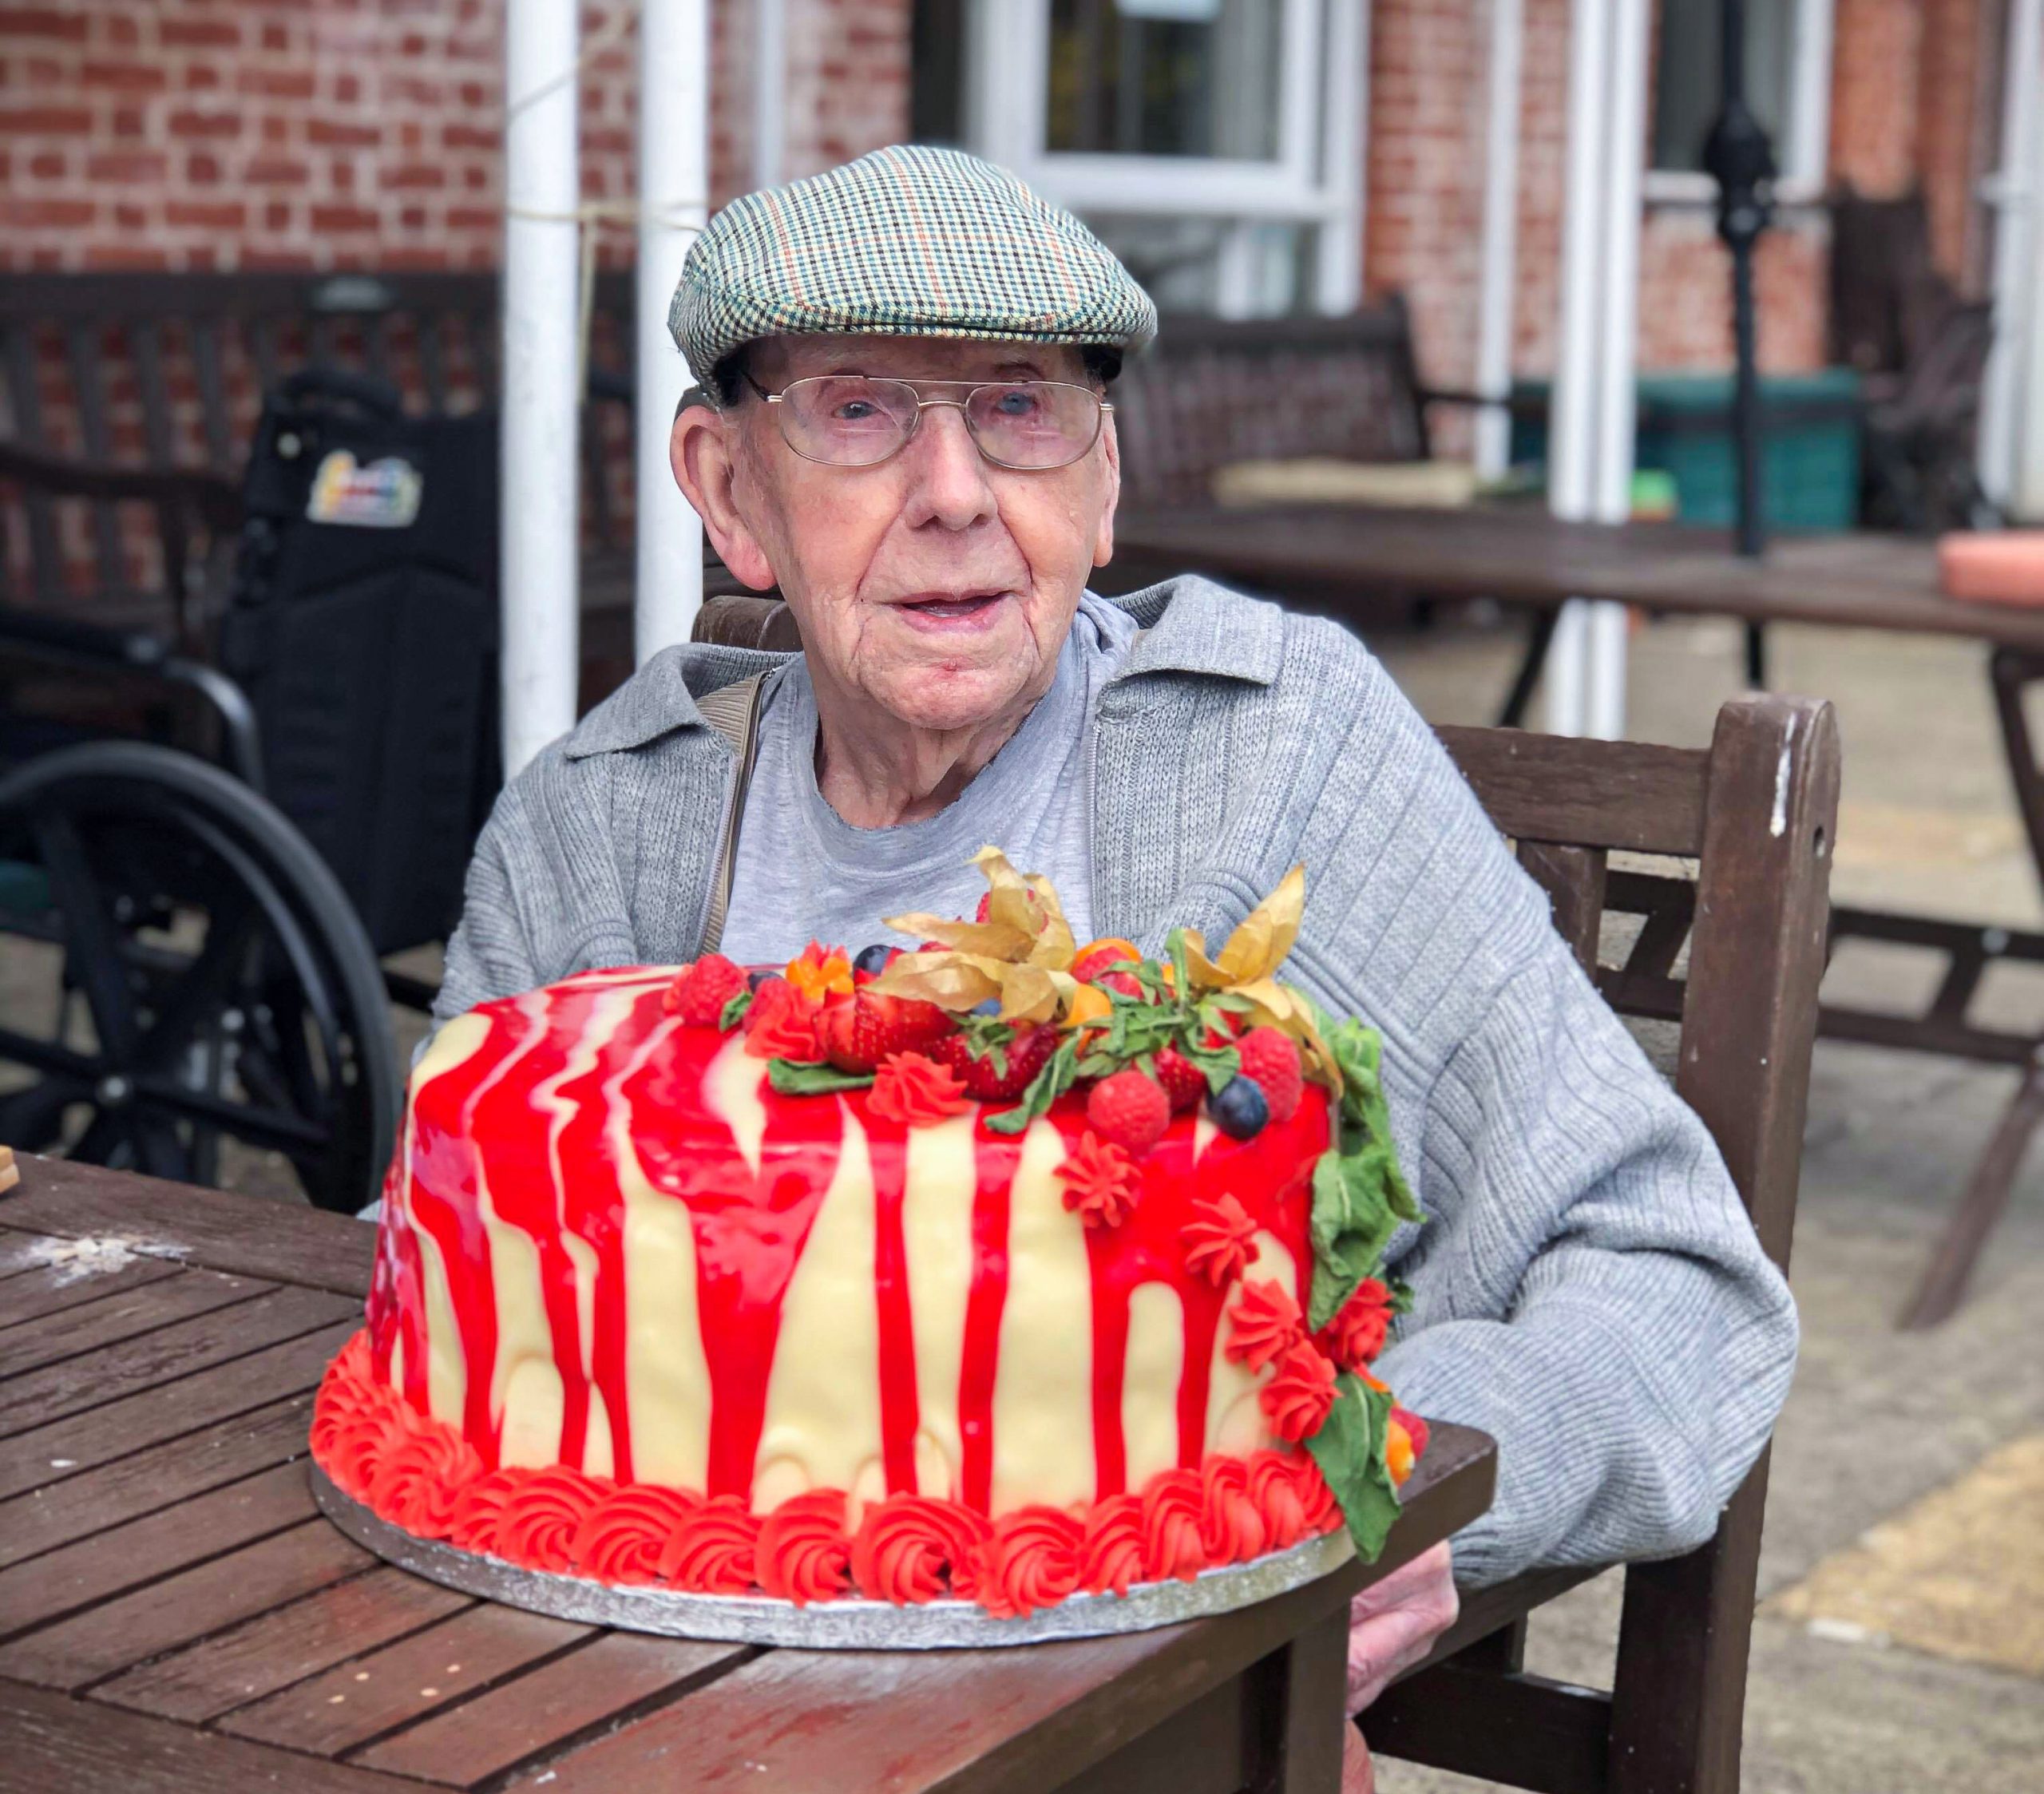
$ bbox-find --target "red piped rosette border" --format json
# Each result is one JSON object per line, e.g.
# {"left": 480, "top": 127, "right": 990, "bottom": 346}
{"left": 311, "top": 1333, "right": 1345, "bottom": 1619}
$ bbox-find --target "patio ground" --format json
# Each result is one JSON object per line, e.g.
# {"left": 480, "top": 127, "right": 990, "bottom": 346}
{"left": 1372, "top": 612, "right": 2044, "bottom": 1794}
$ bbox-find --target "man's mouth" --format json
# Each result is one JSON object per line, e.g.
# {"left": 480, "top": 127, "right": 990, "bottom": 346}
{"left": 891, "top": 590, "right": 1006, "bottom": 625}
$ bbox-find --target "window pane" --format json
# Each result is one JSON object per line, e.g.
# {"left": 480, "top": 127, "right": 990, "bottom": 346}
{"left": 1045, "top": 0, "right": 1283, "bottom": 160}
{"left": 1650, "top": 0, "right": 1796, "bottom": 174}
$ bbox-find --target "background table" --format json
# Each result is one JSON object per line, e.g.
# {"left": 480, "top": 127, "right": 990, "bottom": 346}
{"left": 0, "top": 1156, "right": 1495, "bottom": 1793}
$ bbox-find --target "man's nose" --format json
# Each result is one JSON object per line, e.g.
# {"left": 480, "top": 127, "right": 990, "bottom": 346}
{"left": 899, "top": 402, "right": 999, "bottom": 531}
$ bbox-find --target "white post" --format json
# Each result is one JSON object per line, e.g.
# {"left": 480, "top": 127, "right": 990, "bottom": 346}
{"left": 754, "top": 0, "right": 786, "bottom": 190}
{"left": 635, "top": 0, "right": 708, "bottom": 665}
{"left": 1472, "top": 0, "right": 1525, "bottom": 481}
{"left": 1585, "top": 0, "right": 1648, "bottom": 739}
{"left": 1978, "top": 0, "right": 2041, "bottom": 509}
{"left": 502, "top": 0, "right": 582, "bottom": 778}
{"left": 1543, "top": 0, "right": 1612, "bottom": 736}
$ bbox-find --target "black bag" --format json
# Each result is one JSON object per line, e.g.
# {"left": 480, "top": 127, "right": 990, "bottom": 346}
{"left": 224, "top": 369, "right": 501, "bottom": 956}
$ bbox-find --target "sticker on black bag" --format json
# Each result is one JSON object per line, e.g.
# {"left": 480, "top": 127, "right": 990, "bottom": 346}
{"left": 307, "top": 449, "right": 423, "bottom": 529}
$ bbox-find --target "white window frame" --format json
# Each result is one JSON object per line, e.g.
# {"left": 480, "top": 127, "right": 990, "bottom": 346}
{"left": 964, "top": 0, "right": 1366, "bottom": 314}
{"left": 1642, "top": 0, "right": 1834, "bottom": 206}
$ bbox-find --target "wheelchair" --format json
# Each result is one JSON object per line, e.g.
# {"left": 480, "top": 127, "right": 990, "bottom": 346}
{"left": 1, "top": 372, "right": 498, "bottom": 1212}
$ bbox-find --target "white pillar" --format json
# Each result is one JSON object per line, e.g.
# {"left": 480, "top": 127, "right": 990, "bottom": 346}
{"left": 754, "top": 0, "right": 787, "bottom": 190}
{"left": 502, "top": 0, "right": 582, "bottom": 778}
{"left": 1473, "top": 0, "right": 1524, "bottom": 481}
{"left": 1979, "top": 0, "right": 2041, "bottom": 510}
{"left": 635, "top": 0, "right": 708, "bottom": 665}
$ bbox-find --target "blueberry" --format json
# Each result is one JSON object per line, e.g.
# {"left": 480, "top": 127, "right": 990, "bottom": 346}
{"left": 1210, "top": 1075, "right": 1270, "bottom": 1140}
{"left": 970, "top": 997, "right": 1003, "bottom": 1017}
{"left": 853, "top": 943, "right": 893, "bottom": 977}
{"left": 748, "top": 968, "right": 776, "bottom": 992}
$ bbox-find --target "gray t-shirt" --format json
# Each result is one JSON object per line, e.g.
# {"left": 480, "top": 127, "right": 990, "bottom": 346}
{"left": 717, "top": 591, "right": 1139, "bottom": 966}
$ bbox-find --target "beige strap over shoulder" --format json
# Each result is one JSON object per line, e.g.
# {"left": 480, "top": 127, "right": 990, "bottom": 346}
{"left": 695, "top": 671, "right": 768, "bottom": 953}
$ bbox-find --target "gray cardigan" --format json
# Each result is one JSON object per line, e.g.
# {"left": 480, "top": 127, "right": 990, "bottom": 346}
{"left": 438, "top": 576, "right": 1797, "bottom": 1587}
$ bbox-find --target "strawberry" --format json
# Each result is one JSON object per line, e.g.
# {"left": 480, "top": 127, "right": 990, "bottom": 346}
{"left": 1152, "top": 1046, "right": 1206, "bottom": 1113}
{"left": 664, "top": 953, "right": 748, "bottom": 1028}
{"left": 974, "top": 893, "right": 993, "bottom": 923}
{"left": 813, "top": 989, "right": 954, "bottom": 1074}
{"left": 1071, "top": 939, "right": 1140, "bottom": 984}
{"left": 933, "top": 1024, "right": 1059, "bottom": 1102}
{"left": 1098, "top": 969, "right": 1146, "bottom": 1000}
{"left": 1085, "top": 1068, "right": 1171, "bottom": 1154}
{"left": 1236, "top": 1027, "right": 1304, "bottom": 1123}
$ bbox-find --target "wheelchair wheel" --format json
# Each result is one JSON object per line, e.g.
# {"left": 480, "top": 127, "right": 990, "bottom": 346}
{"left": 0, "top": 742, "right": 401, "bottom": 1211}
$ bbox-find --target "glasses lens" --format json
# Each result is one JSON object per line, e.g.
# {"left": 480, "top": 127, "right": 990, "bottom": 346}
{"left": 776, "top": 376, "right": 921, "bottom": 465}
{"left": 965, "top": 382, "right": 1103, "bottom": 469}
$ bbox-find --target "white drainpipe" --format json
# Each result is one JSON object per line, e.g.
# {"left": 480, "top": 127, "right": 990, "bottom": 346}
{"left": 1473, "top": 0, "right": 1525, "bottom": 481}
{"left": 1979, "top": 0, "right": 2042, "bottom": 512}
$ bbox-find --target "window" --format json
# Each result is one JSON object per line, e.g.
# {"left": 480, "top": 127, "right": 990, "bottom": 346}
{"left": 1647, "top": 0, "right": 1834, "bottom": 201}
{"left": 964, "top": 0, "right": 1365, "bottom": 317}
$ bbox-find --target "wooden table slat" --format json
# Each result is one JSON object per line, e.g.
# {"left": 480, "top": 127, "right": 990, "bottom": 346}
{"left": 0, "top": 1459, "right": 314, "bottom": 1641}
{"left": 356, "top": 1634, "right": 751, "bottom": 1788}
{"left": 0, "top": 1392, "right": 314, "bottom": 1572}
{"left": 0, "top": 1158, "right": 377, "bottom": 1297}
{"left": 0, "top": 1267, "right": 275, "bottom": 1380}
{"left": 96, "top": 1563, "right": 473, "bottom": 1726}
{"left": 0, "top": 1519, "right": 371, "bottom": 1691}
{"left": 0, "top": 1233, "right": 63, "bottom": 1281}
{"left": 0, "top": 1318, "right": 353, "bottom": 1501}
{"left": 0, "top": 1677, "right": 437, "bottom": 1793}
{"left": 0, "top": 1252, "right": 185, "bottom": 1330}
{"left": 0, "top": 1283, "right": 355, "bottom": 1440}
{"left": 219, "top": 1604, "right": 590, "bottom": 1757}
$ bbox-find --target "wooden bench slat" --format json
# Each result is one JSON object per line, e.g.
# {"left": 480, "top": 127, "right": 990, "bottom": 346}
{"left": 0, "top": 1253, "right": 185, "bottom": 1332}
{"left": 0, "top": 1158, "right": 378, "bottom": 1297}
{"left": 0, "top": 1267, "right": 271, "bottom": 1378}
{"left": 2, "top": 320, "right": 65, "bottom": 600}
{"left": 97, "top": 1562, "right": 471, "bottom": 1726}
{"left": 358, "top": 1634, "right": 750, "bottom": 1788}
{"left": 219, "top": 1603, "right": 588, "bottom": 1756}
{"left": 0, "top": 1319, "right": 351, "bottom": 1501}
{"left": 0, "top": 1460, "right": 314, "bottom": 1640}
{"left": 0, "top": 1284, "right": 355, "bottom": 1440}
{"left": 0, "top": 1677, "right": 428, "bottom": 1792}
{"left": 0, "top": 1391, "right": 312, "bottom": 1572}
{"left": 1437, "top": 727, "right": 1711, "bottom": 857}
{"left": 188, "top": 314, "right": 235, "bottom": 468}
{"left": 0, "top": 1519, "right": 370, "bottom": 1691}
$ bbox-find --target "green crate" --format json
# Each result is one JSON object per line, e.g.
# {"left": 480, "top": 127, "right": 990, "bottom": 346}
{"left": 1510, "top": 367, "right": 1864, "bottom": 533}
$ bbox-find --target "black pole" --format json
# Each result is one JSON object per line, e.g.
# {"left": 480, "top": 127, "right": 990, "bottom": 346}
{"left": 1701, "top": 0, "right": 1778, "bottom": 681}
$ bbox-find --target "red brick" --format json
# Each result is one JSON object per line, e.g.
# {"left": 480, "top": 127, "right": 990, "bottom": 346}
{"left": 306, "top": 117, "right": 378, "bottom": 147}
{"left": 380, "top": 164, "right": 446, "bottom": 191}
{"left": 85, "top": 149, "right": 168, "bottom": 183}
{"left": 0, "top": 8, "right": 89, "bottom": 43}
{"left": 166, "top": 108, "right": 242, "bottom": 140}
{"left": 159, "top": 17, "right": 243, "bottom": 49}
{"left": 26, "top": 150, "right": 65, "bottom": 178}
{"left": 0, "top": 105, "right": 92, "bottom": 135}
{"left": 165, "top": 198, "right": 247, "bottom": 229}
{"left": 188, "top": 151, "right": 222, "bottom": 184}
{"left": 238, "top": 66, "right": 317, "bottom": 99}
{"left": 3, "top": 198, "right": 95, "bottom": 228}
{"left": 311, "top": 203, "right": 379, "bottom": 233}
{"left": 78, "top": 58, "right": 168, "bottom": 93}
{"left": 244, "top": 156, "right": 311, "bottom": 185}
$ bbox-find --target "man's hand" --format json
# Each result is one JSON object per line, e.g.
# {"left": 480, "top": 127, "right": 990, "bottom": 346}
{"left": 1345, "top": 1542, "right": 1457, "bottom": 1716}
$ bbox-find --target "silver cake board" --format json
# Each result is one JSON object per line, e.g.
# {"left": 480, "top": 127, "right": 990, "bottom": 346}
{"left": 312, "top": 1464, "right": 1356, "bottom": 1649}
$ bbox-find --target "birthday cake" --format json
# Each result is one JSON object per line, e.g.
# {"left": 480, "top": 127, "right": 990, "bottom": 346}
{"left": 312, "top": 852, "right": 1427, "bottom": 1619}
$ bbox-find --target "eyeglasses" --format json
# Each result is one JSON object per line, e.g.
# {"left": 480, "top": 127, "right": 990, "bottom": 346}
{"left": 743, "top": 371, "right": 1111, "bottom": 471}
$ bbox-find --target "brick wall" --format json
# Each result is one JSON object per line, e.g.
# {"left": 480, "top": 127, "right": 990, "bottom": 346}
{"left": 0, "top": 0, "right": 909, "bottom": 275}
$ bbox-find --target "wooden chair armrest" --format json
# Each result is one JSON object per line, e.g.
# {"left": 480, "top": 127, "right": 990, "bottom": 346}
{"left": 1415, "top": 386, "right": 1550, "bottom": 418}
{"left": 0, "top": 441, "right": 243, "bottom": 529}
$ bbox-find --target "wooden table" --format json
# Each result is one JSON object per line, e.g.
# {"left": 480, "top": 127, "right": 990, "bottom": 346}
{"left": 1108, "top": 503, "right": 2044, "bottom": 1329}
{"left": 0, "top": 1156, "right": 1495, "bottom": 1794}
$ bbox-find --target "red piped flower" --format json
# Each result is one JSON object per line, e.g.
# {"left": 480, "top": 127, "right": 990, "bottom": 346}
{"left": 755, "top": 1488, "right": 853, "bottom": 1606}
{"left": 1182, "top": 1192, "right": 1259, "bottom": 1288}
{"left": 1288, "top": 1452, "right": 1341, "bottom": 1533}
{"left": 1225, "top": 1277, "right": 1305, "bottom": 1374}
{"left": 1139, "top": 1467, "right": 1210, "bottom": 1583}
{"left": 1246, "top": 1449, "right": 1312, "bottom": 1551}
{"left": 1314, "top": 1277, "right": 1394, "bottom": 1372}
{"left": 743, "top": 977, "right": 821, "bottom": 1061}
{"left": 976, "top": 1506, "right": 1085, "bottom": 1618}
{"left": 866, "top": 1050, "right": 970, "bottom": 1127}
{"left": 1056, "top": 1130, "right": 1141, "bottom": 1229}
{"left": 366, "top": 1421, "right": 483, "bottom": 1541}
{"left": 569, "top": 1485, "right": 702, "bottom": 1585}
{"left": 448, "top": 1469, "right": 521, "bottom": 1554}
{"left": 493, "top": 1466, "right": 609, "bottom": 1572}
{"left": 1260, "top": 1340, "right": 1338, "bottom": 1444}
{"left": 663, "top": 953, "right": 748, "bottom": 1027}
{"left": 1079, "top": 1493, "right": 1147, "bottom": 1598}
{"left": 850, "top": 1495, "right": 990, "bottom": 1606}
{"left": 656, "top": 1494, "right": 761, "bottom": 1594}
{"left": 1198, "top": 1455, "right": 1270, "bottom": 1566}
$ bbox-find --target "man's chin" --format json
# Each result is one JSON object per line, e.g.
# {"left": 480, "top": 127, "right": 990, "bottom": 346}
{"left": 868, "top": 663, "right": 1036, "bottom": 736}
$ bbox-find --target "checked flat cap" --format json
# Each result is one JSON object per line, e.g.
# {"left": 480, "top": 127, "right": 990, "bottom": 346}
{"left": 668, "top": 145, "right": 1158, "bottom": 383}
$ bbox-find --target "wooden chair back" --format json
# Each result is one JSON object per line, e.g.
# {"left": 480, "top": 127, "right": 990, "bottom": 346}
{"left": 1112, "top": 299, "right": 1436, "bottom": 508}
{"left": 1366, "top": 695, "right": 1840, "bottom": 1794}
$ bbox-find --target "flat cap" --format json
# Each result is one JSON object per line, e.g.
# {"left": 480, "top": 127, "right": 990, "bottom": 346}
{"left": 668, "top": 145, "right": 1157, "bottom": 384}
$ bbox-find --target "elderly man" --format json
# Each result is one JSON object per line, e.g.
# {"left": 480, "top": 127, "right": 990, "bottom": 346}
{"left": 438, "top": 145, "right": 1796, "bottom": 1788}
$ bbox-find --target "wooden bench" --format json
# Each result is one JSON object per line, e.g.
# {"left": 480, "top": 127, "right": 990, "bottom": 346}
{"left": 692, "top": 592, "right": 1840, "bottom": 1794}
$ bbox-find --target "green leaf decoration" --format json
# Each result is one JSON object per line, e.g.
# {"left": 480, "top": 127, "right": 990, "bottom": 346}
{"left": 1305, "top": 1018, "right": 1420, "bottom": 1329}
{"left": 766, "top": 1059, "right": 875, "bottom": 1096}
{"left": 1304, "top": 1374, "right": 1403, "bottom": 1561}
{"left": 719, "top": 988, "right": 755, "bottom": 1032}
{"left": 982, "top": 1034, "right": 1079, "bottom": 1135}
{"left": 1181, "top": 1036, "right": 1242, "bottom": 1095}
{"left": 1328, "top": 1020, "right": 1420, "bottom": 1222}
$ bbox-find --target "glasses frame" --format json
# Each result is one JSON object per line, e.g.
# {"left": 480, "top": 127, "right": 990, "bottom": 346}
{"left": 741, "top": 370, "right": 1112, "bottom": 472}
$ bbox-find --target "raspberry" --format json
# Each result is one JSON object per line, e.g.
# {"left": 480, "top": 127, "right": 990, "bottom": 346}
{"left": 1236, "top": 1028, "right": 1303, "bottom": 1123}
{"left": 1085, "top": 1068, "right": 1171, "bottom": 1154}
{"left": 1152, "top": 1047, "right": 1206, "bottom": 1113}
{"left": 813, "top": 991, "right": 954, "bottom": 1073}
{"left": 664, "top": 954, "right": 748, "bottom": 1028}
{"left": 933, "top": 1024, "right": 1059, "bottom": 1101}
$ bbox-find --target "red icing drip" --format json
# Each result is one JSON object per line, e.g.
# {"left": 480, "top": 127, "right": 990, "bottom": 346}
{"left": 754, "top": 1487, "right": 853, "bottom": 1606}
{"left": 857, "top": 1106, "right": 924, "bottom": 1497}
{"left": 957, "top": 1128, "right": 1020, "bottom": 1514}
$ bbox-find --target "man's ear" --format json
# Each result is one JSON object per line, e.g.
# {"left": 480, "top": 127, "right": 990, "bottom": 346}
{"left": 670, "top": 403, "right": 777, "bottom": 592}
{"left": 1091, "top": 409, "right": 1120, "bottom": 569}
